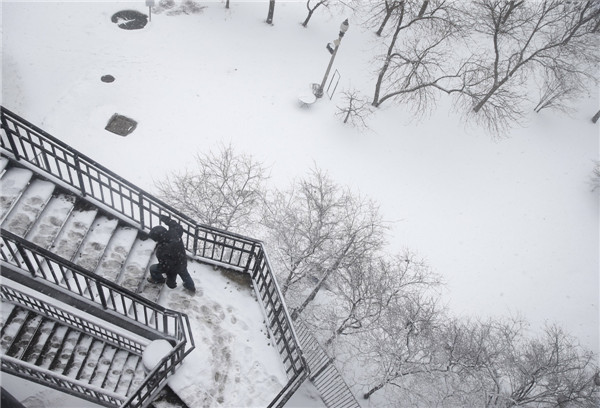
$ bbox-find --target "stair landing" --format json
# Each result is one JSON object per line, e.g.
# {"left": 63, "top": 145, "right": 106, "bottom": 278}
{"left": 157, "top": 261, "right": 288, "bottom": 408}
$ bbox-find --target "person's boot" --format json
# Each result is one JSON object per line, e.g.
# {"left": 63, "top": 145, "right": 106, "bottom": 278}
{"left": 183, "top": 283, "right": 196, "bottom": 293}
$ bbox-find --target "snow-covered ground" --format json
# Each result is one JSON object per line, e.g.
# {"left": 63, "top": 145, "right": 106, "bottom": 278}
{"left": 1, "top": 0, "right": 598, "bottom": 405}
{"left": 158, "top": 262, "right": 288, "bottom": 407}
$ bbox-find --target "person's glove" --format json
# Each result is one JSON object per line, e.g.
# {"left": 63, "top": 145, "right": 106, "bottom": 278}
{"left": 139, "top": 232, "right": 150, "bottom": 241}
{"left": 159, "top": 214, "right": 171, "bottom": 224}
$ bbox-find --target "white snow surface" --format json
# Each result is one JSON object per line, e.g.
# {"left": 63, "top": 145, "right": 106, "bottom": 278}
{"left": 158, "top": 262, "right": 288, "bottom": 407}
{"left": 1, "top": 0, "right": 598, "bottom": 405}
{"left": 142, "top": 340, "right": 173, "bottom": 371}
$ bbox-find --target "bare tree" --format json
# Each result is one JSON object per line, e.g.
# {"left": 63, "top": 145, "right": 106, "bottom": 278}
{"left": 360, "top": 290, "right": 443, "bottom": 399}
{"left": 320, "top": 251, "right": 442, "bottom": 346}
{"left": 335, "top": 89, "right": 373, "bottom": 129}
{"left": 260, "top": 167, "right": 388, "bottom": 315}
{"left": 533, "top": 69, "right": 583, "bottom": 114}
{"left": 302, "top": 0, "right": 329, "bottom": 27}
{"left": 154, "top": 143, "right": 268, "bottom": 233}
{"left": 360, "top": 0, "right": 405, "bottom": 36}
{"left": 370, "top": 0, "right": 463, "bottom": 108}
{"left": 458, "top": 0, "right": 600, "bottom": 133}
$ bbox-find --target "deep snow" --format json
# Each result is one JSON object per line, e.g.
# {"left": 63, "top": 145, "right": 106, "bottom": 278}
{"left": 1, "top": 0, "right": 598, "bottom": 405}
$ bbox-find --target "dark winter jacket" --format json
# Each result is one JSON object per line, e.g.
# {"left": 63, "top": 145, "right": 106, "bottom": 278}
{"left": 155, "top": 218, "right": 187, "bottom": 276}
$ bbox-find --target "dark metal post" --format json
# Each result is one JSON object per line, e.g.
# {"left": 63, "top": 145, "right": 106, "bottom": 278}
{"left": 315, "top": 19, "right": 349, "bottom": 98}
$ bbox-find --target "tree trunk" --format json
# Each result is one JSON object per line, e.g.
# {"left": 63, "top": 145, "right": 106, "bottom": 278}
{"left": 291, "top": 271, "right": 330, "bottom": 320}
{"left": 376, "top": 8, "right": 394, "bottom": 36}
{"left": 592, "top": 109, "right": 600, "bottom": 124}
{"left": 363, "top": 382, "right": 386, "bottom": 399}
{"left": 418, "top": 1, "right": 429, "bottom": 18}
{"left": 302, "top": 8, "right": 314, "bottom": 27}
{"left": 373, "top": 9, "right": 404, "bottom": 106}
{"left": 266, "top": 0, "right": 275, "bottom": 24}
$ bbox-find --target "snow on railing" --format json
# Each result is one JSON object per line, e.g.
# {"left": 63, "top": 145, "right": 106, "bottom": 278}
{"left": 1, "top": 106, "right": 307, "bottom": 406}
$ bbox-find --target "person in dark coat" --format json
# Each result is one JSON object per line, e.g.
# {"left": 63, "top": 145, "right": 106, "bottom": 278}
{"left": 147, "top": 215, "right": 196, "bottom": 293}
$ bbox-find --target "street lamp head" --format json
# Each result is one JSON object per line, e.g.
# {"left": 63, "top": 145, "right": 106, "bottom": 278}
{"left": 339, "top": 19, "right": 349, "bottom": 37}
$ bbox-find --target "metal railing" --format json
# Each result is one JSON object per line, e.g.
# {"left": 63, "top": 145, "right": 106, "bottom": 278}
{"left": 0, "top": 106, "right": 307, "bottom": 405}
{"left": 0, "top": 231, "right": 194, "bottom": 408}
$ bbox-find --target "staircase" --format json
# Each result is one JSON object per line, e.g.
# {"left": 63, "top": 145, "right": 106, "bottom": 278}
{"left": 0, "top": 160, "right": 193, "bottom": 407}
{"left": 0, "top": 156, "right": 161, "bottom": 302}
{"left": 1, "top": 303, "right": 146, "bottom": 399}
{"left": 0, "top": 106, "right": 307, "bottom": 408}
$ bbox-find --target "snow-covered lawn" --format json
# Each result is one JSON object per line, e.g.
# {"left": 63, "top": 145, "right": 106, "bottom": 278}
{"left": 2, "top": 0, "right": 598, "bottom": 405}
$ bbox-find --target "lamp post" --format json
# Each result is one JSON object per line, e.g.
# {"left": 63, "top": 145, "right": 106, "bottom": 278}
{"left": 315, "top": 19, "right": 349, "bottom": 98}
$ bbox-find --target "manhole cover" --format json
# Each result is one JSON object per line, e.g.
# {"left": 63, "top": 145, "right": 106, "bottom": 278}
{"left": 111, "top": 10, "right": 148, "bottom": 30}
{"left": 101, "top": 75, "right": 115, "bottom": 83}
{"left": 105, "top": 114, "right": 137, "bottom": 136}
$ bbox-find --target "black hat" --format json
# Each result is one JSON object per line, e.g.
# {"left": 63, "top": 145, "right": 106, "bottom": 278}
{"left": 149, "top": 226, "right": 167, "bottom": 242}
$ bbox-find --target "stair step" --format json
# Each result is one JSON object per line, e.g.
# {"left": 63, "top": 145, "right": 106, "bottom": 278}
{"left": 37, "top": 325, "right": 69, "bottom": 370}
{"left": 0, "top": 167, "right": 33, "bottom": 222}
{"left": 7, "top": 313, "right": 44, "bottom": 360}
{"left": 90, "top": 345, "right": 118, "bottom": 387}
{"left": 78, "top": 339, "right": 107, "bottom": 383}
{"left": 2, "top": 178, "right": 55, "bottom": 237}
{"left": 74, "top": 216, "right": 119, "bottom": 272}
{"left": 23, "top": 318, "right": 57, "bottom": 364}
{"left": 0, "top": 300, "right": 16, "bottom": 328}
{"left": 118, "top": 238, "right": 156, "bottom": 292}
{"left": 50, "top": 329, "right": 81, "bottom": 374}
{"left": 50, "top": 205, "right": 98, "bottom": 261}
{"left": 136, "top": 262, "right": 163, "bottom": 302}
{"left": 0, "top": 307, "right": 30, "bottom": 354}
{"left": 65, "top": 335, "right": 94, "bottom": 378}
{"left": 114, "top": 354, "right": 142, "bottom": 395}
{"left": 94, "top": 226, "right": 138, "bottom": 282}
{"left": 26, "top": 193, "right": 76, "bottom": 249}
{"left": 102, "top": 350, "right": 131, "bottom": 392}
{"left": 0, "top": 157, "right": 9, "bottom": 174}
{"left": 126, "top": 358, "right": 147, "bottom": 397}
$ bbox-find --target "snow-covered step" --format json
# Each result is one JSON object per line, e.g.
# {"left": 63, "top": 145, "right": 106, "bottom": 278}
{"left": 7, "top": 313, "right": 44, "bottom": 360}
{"left": 65, "top": 335, "right": 94, "bottom": 378}
{"left": 0, "top": 308, "right": 31, "bottom": 355}
{"left": 2, "top": 178, "right": 55, "bottom": 237}
{"left": 0, "top": 303, "right": 147, "bottom": 401}
{"left": 0, "top": 166, "right": 33, "bottom": 222}
{"left": 94, "top": 226, "right": 139, "bottom": 282}
{"left": 114, "top": 354, "right": 145, "bottom": 396}
{"left": 102, "top": 350, "right": 131, "bottom": 391}
{"left": 50, "top": 206, "right": 98, "bottom": 261}
{"left": 89, "top": 345, "right": 118, "bottom": 387}
{"left": 118, "top": 238, "right": 156, "bottom": 293}
{"left": 73, "top": 215, "right": 119, "bottom": 272}
{"left": 136, "top": 254, "right": 162, "bottom": 302}
{"left": 23, "top": 318, "right": 57, "bottom": 365}
{"left": 77, "top": 339, "right": 107, "bottom": 382}
{"left": 26, "top": 193, "right": 76, "bottom": 249}
{"left": 37, "top": 325, "right": 69, "bottom": 369}
{"left": 50, "top": 329, "right": 82, "bottom": 373}
{"left": 0, "top": 156, "right": 9, "bottom": 174}
{"left": 0, "top": 301, "right": 16, "bottom": 329}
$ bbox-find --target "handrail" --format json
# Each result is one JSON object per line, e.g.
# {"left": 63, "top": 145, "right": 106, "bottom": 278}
{"left": 0, "top": 106, "right": 307, "bottom": 405}
{"left": 0, "top": 231, "right": 194, "bottom": 408}
{"left": 0, "top": 229, "right": 191, "bottom": 347}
